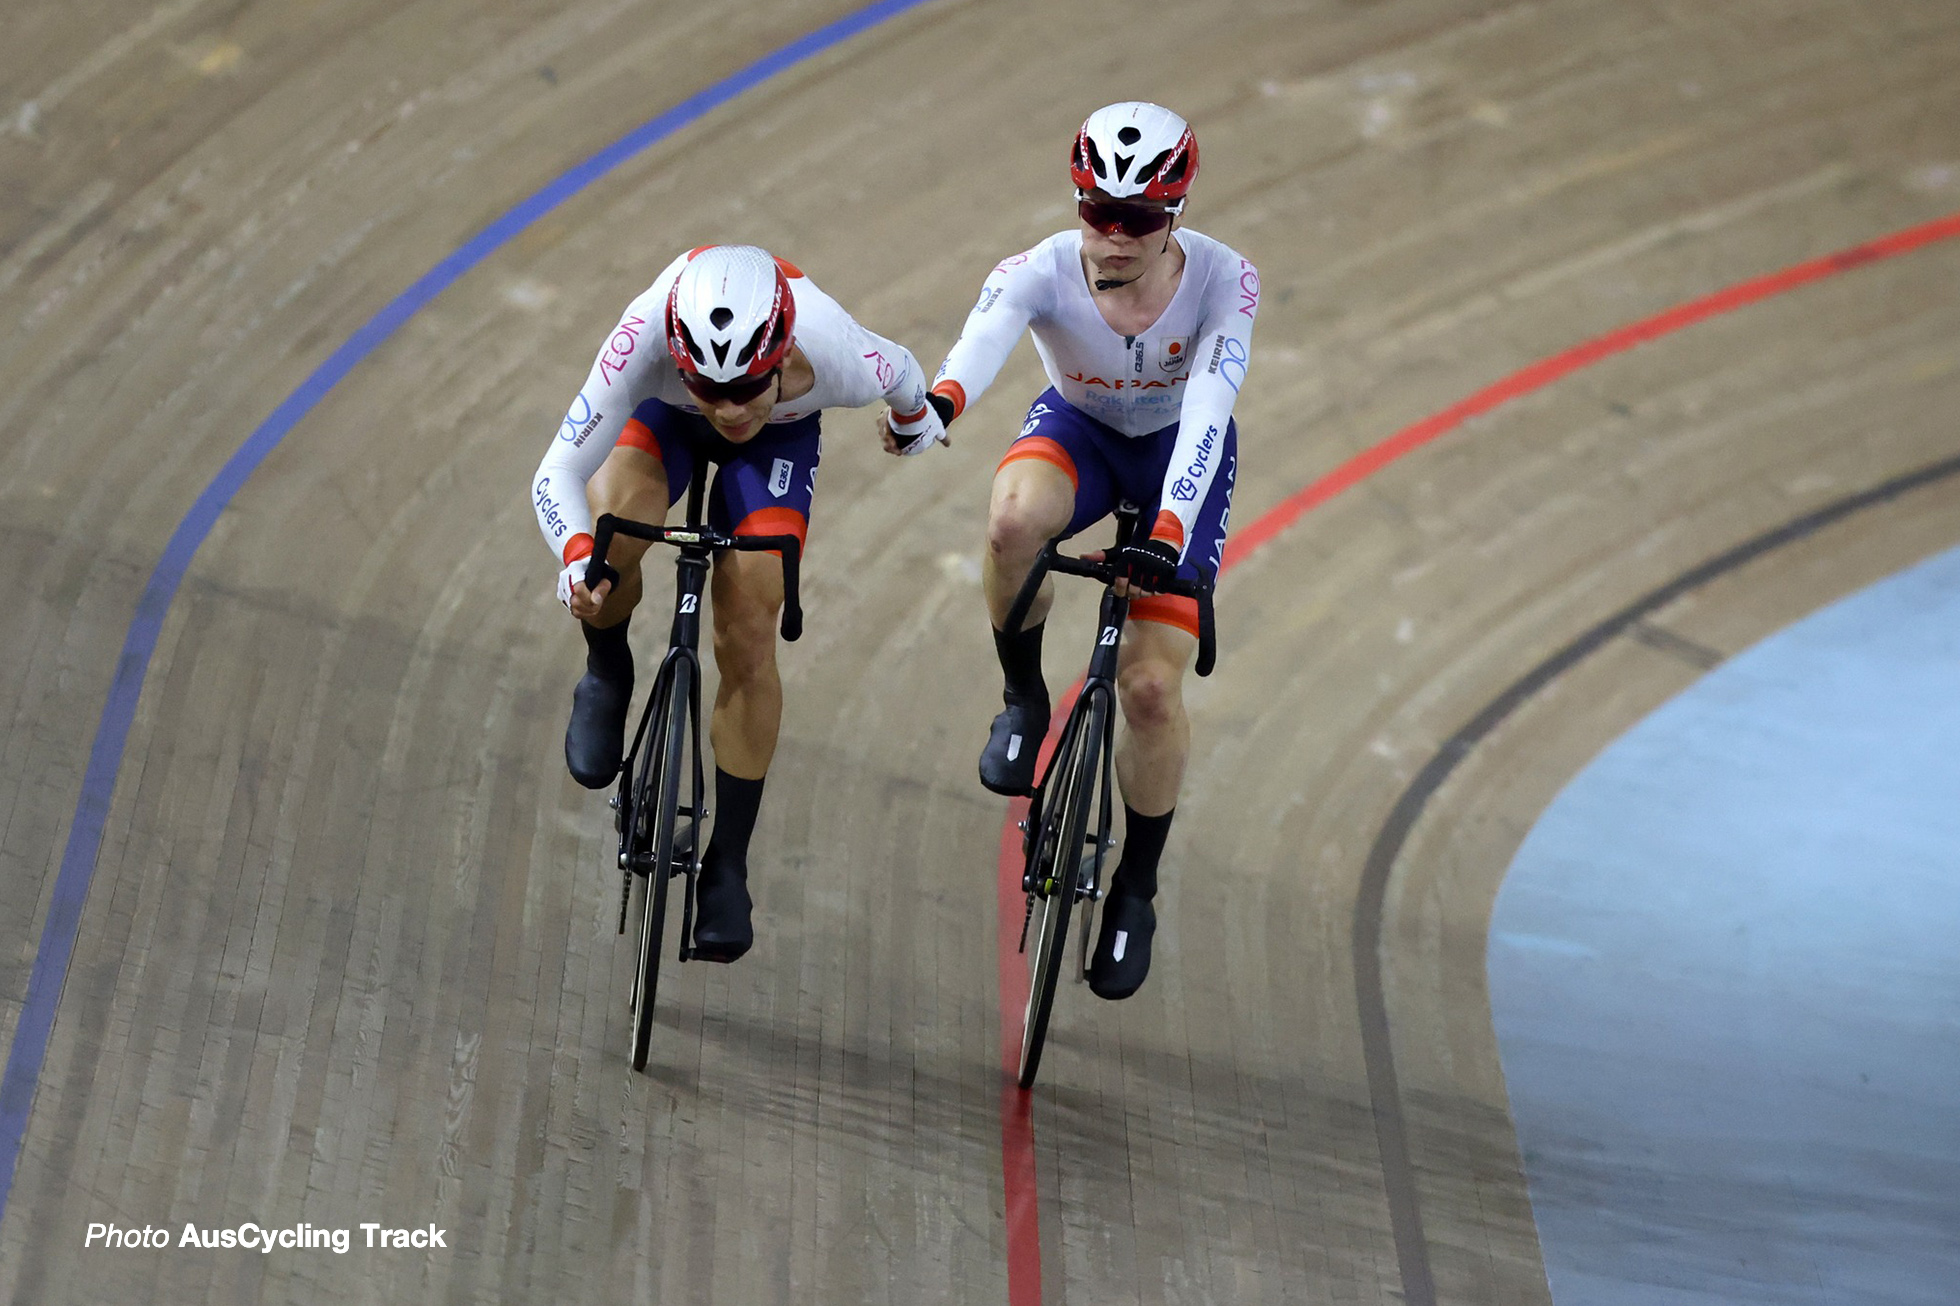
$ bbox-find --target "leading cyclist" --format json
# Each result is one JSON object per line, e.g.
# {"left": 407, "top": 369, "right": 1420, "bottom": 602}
{"left": 889, "top": 103, "right": 1257, "bottom": 1000}
{"left": 535, "top": 244, "right": 946, "bottom": 962}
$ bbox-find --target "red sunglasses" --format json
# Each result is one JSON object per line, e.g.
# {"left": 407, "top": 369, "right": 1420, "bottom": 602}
{"left": 682, "top": 368, "right": 779, "bottom": 406}
{"left": 1077, "top": 198, "right": 1178, "bottom": 238}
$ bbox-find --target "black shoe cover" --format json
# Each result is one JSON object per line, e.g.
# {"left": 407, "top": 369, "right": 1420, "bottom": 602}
{"left": 691, "top": 847, "right": 753, "bottom": 963}
{"left": 1088, "top": 891, "right": 1156, "bottom": 1000}
{"left": 979, "top": 693, "right": 1049, "bottom": 796}
{"left": 565, "top": 670, "right": 632, "bottom": 789}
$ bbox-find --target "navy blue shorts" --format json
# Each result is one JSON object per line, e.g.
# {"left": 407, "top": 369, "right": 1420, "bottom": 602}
{"left": 1000, "top": 388, "right": 1235, "bottom": 636}
{"left": 620, "top": 398, "right": 821, "bottom": 549}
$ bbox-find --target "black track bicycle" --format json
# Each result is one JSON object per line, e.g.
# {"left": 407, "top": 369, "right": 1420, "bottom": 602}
{"left": 1002, "top": 503, "right": 1216, "bottom": 1088}
{"left": 583, "top": 464, "right": 802, "bottom": 1072}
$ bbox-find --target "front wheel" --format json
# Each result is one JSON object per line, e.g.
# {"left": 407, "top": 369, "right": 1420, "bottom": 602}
{"left": 629, "top": 661, "right": 690, "bottom": 1072}
{"left": 1018, "top": 690, "right": 1107, "bottom": 1089}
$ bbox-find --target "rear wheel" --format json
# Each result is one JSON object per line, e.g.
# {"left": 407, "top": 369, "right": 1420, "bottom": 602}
{"left": 629, "top": 662, "right": 690, "bottom": 1072}
{"left": 1018, "top": 690, "right": 1107, "bottom": 1088}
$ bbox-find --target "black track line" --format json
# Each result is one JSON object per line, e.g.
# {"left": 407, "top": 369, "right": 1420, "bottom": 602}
{"left": 1354, "top": 449, "right": 1960, "bottom": 1305}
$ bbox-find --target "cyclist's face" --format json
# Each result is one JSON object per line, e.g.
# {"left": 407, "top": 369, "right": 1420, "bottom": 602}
{"left": 692, "top": 373, "right": 780, "bottom": 442}
{"left": 1078, "top": 191, "right": 1178, "bottom": 283}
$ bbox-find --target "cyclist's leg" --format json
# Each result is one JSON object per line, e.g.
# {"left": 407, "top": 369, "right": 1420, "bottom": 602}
{"left": 692, "top": 415, "right": 818, "bottom": 960}
{"left": 584, "top": 448, "right": 671, "bottom": 623}
{"left": 983, "top": 390, "right": 1117, "bottom": 626}
{"left": 564, "top": 406, "right": 687, "bottom": 787}
{"left": 1112, "top": 619, "right": 1198, "bottom": 817}
{"left": 1110, "top": 415, "right": 1234, "bottom": 815}
{"left": 1086, "top": 618, "right": 1193, "bottom": 999}
{"left": 979, "top": 391, "right": 1117, "bottom": 794}
{"left": 1090, "top": 423, "right": 1236, "bottom": 998}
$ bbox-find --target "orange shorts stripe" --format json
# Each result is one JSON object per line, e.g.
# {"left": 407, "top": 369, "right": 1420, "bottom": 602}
{"left": 1128, "top": 593, "right": 1201, "bottom": 639}
{"left": 732, "top": 506, "right": 809, "bottom": 555}
{"left": 998, "top": 436, "right": 1079, "bottom": 493}
{"left": 618, "top": 418, "right": 661, "bottom": 458}
{"left": 931, "top": 380, "right": 968, "bottom": 420}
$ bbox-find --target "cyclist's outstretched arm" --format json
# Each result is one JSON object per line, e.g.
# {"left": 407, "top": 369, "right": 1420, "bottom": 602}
{"left": 926, "top": 246, "right": 1046, "bottom": 424}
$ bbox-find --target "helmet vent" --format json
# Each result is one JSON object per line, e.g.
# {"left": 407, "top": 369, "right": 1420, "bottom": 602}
{"left": 1113, "top": 154, "right": 1133, "bottom": 181}
{"left": 736, "top": 321, "right": 766, "bottom": 369}
{"left": 1146, "top": 149, "right": 1177, "bottom": 183}
{"left": 710, "top": 307, "right": 734, "bottom": 330}
{"left": 1118, "top": 126, "right": 1141, "bottom": 145}
{"left": 676, "top": 319, "right": 705, "bottom": 364}
{"left": 711, "top": 339, "right": 730, "bottom": 366}
{"left": 1083, "top": 136, "right": 1107, "bottom": 179}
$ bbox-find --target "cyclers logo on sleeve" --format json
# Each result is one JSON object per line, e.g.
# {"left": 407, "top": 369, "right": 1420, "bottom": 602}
{"left": 559, "top": 393, "right": 604, "bottom": 446}
{"left": 1170, "top": 424, "right": 1219, "bottom": 501}
{"left": 535, "top": 477, "right": 569, "bottom": 539}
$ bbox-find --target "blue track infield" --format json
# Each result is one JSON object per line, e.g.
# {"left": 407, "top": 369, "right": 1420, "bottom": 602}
{"left": 0, "top": 0, "right": 938, "bottom": 1231}
{"left": 1490, "top": 545, "right": 1960, "bottom": 1304}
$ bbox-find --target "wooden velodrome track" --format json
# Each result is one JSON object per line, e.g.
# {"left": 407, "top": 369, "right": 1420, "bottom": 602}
{"left": 3, "top": 0, "right": 1957, "bottom": 1301}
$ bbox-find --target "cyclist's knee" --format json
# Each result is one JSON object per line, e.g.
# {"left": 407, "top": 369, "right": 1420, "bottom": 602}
{"left": 988, "top": 498, "right": 1066, "bottom": 565}
{"left": 711, "top": 562, "right": 782, "bottom": 684}
{"left": 988, "top": 466, "right": 1071, "bottom": 562}
{"left": 713, "top": 607, "right": 779, "bottom": 684}
{"left": 1118, "top": 657, "right": 1184, "bottom": 733}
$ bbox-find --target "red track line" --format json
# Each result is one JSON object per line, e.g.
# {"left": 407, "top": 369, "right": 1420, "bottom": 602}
{"left": 993, "top": 206, "right": 1960, "bottom": 1303}
{"left": 994, "top": 799, "right": 1041, "bottom": 1306}
{"left": 1223, "top": 209, "right": 1960, "bottom": 569}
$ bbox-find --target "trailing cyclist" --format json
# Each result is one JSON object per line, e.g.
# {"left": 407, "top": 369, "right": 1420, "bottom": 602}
{"left": 534, "top": 244, "right": 947, "bottom": 961}
{"left": 890, "top": 102, "right": 1257, "bottom": 1000}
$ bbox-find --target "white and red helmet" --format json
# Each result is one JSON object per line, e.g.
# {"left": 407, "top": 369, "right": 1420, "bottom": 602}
{"left": 1069, "top": 102, "right": 1199, "bottom": 204}
{"left": 664, "top": 245, "right": 796, "bottom": 384}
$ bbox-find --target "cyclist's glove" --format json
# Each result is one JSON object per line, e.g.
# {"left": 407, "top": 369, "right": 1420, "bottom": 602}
{"left": 557, "top": 555, "right": 618, "bottom": 609}
{"left": 1115, "top": 537, "right": 1181, "bottom": 592}
{"left": 887, "top": 398, "right": 949, "bottom": 456}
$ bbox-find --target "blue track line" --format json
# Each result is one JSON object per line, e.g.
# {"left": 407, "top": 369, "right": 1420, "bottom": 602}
{"left": 0, "top": 0, "right": 938, "bottom": 1227}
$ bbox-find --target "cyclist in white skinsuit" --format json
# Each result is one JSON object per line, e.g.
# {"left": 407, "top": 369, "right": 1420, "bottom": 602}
{"left": 884, "top": 102, "right": 1257, "bottom": 1000}
{"left": 537, "top": 244, "right": 945, "bottom": 961}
